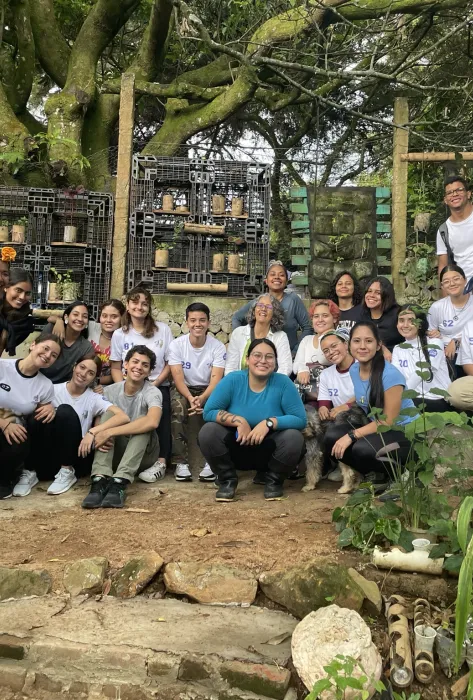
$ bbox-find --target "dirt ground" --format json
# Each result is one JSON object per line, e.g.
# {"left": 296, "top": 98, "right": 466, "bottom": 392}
{"left": 0, "top": 472, "right": 348, "bottom": 588}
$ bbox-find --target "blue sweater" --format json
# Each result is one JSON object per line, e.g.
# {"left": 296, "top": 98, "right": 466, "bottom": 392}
{"left": 204, "top": 371, "right": 307, "bottom": 431}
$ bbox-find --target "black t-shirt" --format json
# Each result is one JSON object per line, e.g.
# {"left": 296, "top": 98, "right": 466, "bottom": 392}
{"left": 337, "top": 304, "right": 363, "bottom": 333}
{"left": 360, "top": 304, "right": 403, "bottom": 351}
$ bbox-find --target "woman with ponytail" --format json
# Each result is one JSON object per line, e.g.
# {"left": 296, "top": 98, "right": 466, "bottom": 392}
{"left": 393, "top": 306, "right": 450, "bottom": 412}
{"left": 323, "top": 321, "right": 417, "bottom": 488}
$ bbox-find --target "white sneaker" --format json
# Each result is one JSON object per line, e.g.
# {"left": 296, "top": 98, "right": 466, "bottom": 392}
{"left": 13, "top": 470, "right": 38, "bottom": 497}
{"left": 139, "top": 460, "right": 166, "bottom": 483}
{"left": 175, "top": 463, "right": 192, "bottom": 482}
{"left": 327, "top": 466, "right": 343, "bottom": 482}
{"left": 199, "top": 463, "right": 216, "bottom": 482}
{"left": 47, "top": 468, "right": 77, "bottom": 495}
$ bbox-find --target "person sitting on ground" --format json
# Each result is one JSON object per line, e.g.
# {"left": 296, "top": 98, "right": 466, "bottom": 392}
{"left": 0, "top": 333, "right": 61, "bottom": 499}
{"left": 360, "top": 276, "right": 403, "bottom": 359}
{"left": 0, "top": 267, "right": 35, "bottom": 356}
{"left": 393, "top": 305, "right": 451, "bottom": 412}
{"left": 168, "top": 302, "right": 226, "bottom": 483}
{"left": 427, "top": 264, "right": 473, "bottom": 379}
{"left": 20, "top": 354, "right": 129, "bottom": 498}
{"left": 200, "top": 339, "right": 306, "bottom": 502}
{"left": 323, "top": 321, "right": 417, "bottom": 497}
{"left": 225, "top": 293, "right": 291, "bottom": 375}
{"left": 82, "top": 346, "right": 163, "bottom": 509}
{"left": 41, "top": 301, "right": 94, "bottom": 384}
{"left": 328, "top": 270, "right": 364, "bottom": 332}
{"left": 232, "top": 261, "right": 312, "bottom": 353}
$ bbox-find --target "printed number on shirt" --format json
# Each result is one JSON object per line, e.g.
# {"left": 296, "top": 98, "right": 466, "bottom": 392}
{"left": 469, "top": 337, "right": 473, "bottom": 345}
{"left": 442, "top": 320, "right": 454, "bottom": 328}
{"left": 399, "top": 359, "right": 408, "bottom": 368}
{"left": 124, "top": 342, "right": 133, "bottom": 351}
{"left": 182, "top": 361, "right": 191, "bottom": 369}
{"left": 328, "top": 388, "right": 339, "bottom": 397}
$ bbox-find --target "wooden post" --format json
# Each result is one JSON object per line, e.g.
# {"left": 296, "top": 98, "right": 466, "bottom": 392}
{"left": 391, "top": 97, "right": 409, "bottom": 299}
{"left": 110, "top": 73, "right": 135, "bottom": 298}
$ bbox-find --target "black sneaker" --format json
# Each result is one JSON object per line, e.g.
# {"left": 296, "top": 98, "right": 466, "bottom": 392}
{"left": 0, "top": 483, "right": 13, "bottom": 500}
{"left": 216, "top": 478, "right": 237, "bottom": 502}
{"left": 264, "top": 473, "right": 284, "bottom": 500}
{"left": 81, "top": 476, "right": 111, "bottom": 509}
{"left": 102, "top": 478, "right": 128, "bottom": 508}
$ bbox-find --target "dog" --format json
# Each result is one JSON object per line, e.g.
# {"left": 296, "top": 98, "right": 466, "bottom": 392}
{"left": 301, "top": 405, "right": 369, "bottom": 494}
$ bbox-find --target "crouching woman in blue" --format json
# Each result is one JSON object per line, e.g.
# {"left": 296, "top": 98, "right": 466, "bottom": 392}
{"left": 200, "top": 339, "right": 307, "bottom": 502}
{"left": 324, "top": 321, "right": 417, "bottom": 491}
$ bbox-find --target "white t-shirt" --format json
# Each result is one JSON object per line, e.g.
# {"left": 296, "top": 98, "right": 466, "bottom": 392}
{"left": 318, "top": 364, "right": 355, "bottom": 407}
{"left": 292, "top": 335, "right": 330, "bottom": 375}
{"left": 0, "top": 359, "right": 55, "bottom": 417}
{"left": 168, "top": 334, "right": 226, "bottom": 386}
{"left": 110, "top": 324, "right": 173, "bottom": 383}
{"left": 427, "top": 295, "right": 473, "bottom": 345}
{"left": 456, "top": 321, "right": 473, "bottom": 367}
{"left": 436, "top": 211, "right": 473, "bottom": 280}
{"left": 392, "top": 336, "right": 450, "bottom": 400}
{"left": 53, "top": 382, "right": 113, "bottom": 437}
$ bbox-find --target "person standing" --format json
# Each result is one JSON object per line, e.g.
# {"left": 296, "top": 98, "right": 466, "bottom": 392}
{"left": 437, "top": 176, "right": 473, "bottom": 283}
{"left": 231, "top": 261, "right": 312, "bottom": 353}
{"left": 168, "top": 302, "right": 226, "bottom": 483}
{"left": 328, "top": 271, "right": 364, "bottom": 332}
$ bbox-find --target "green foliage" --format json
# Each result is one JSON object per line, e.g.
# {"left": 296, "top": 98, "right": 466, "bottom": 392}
{"left": 14, "top": 217, "right": 28, "bottom": 227}
{"left": 305, "top": 655, "right": 385, "bottom": 700}
{"left": 454, "top": 496, "right": 473, "bottom": 690}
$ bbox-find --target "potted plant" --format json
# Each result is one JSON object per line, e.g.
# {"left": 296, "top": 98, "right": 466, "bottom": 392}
{"left": 154, "top": 242, "right": 172, "bottom": 268}
{"left": 48, "top": 268, "right": 62, "bottom": 302}
{"left": 0, "top": 220, "right": 9, "bottom": 243}
{"left": 11, "top": 216, "right": 28, "bottom": 243}
{"left": 61, "top": 270, "right": 79, "bottom": 302}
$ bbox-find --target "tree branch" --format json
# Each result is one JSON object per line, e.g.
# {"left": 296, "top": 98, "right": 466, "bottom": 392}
{"left": 28, "top": 0, "right": 70, "bottom": 88}
{"left": 102, "top": 79, "right": 227, "bottom": 100}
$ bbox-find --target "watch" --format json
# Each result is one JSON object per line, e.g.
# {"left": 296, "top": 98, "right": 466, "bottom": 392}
{"left": 347, "top": 430, "right": 357, "bottom": 443}
{"left": 266, "top": 418, "right": 275, "bottom": 431}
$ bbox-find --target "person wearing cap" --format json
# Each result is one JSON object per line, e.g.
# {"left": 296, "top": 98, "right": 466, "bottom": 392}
{"left": 231, "top": 261, "right": 312, "bottom": 353}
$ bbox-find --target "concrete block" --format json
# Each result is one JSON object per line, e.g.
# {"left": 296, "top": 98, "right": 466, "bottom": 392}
{"left": 147, "top": 653, "right": 179, "bottom": 680}
{"left": 0, "top": 661, "right": 26, "bottom": 691}
{"left": 69, "top": 680, "right": 90, "bottom": 694}
{"left": 0, "top": 634, "right": 28, "bottom": 660}
{"left": 178, "top": 654, "right": 211, "bottom": 681}
{"left": 35, "top": 671, "right": 63, "bottom": 692}
{"left": 221, "top": 661, "right": 291, "bottom": 700}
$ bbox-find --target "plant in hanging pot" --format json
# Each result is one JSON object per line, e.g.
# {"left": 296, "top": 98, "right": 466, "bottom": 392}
{"left": 154, "top": 241, "right": 173, "bottom": 268}
{"left": 61, "top": 270, "right": 79, "bottom": 302}
{"left": 0, "top": 220, "right": 9, "bottom": 243}
{"left": 47, "top": 268, "right": 63, "bottom": 302}
{"left": 11, "top": 216, "right": 28, "bottom": 243}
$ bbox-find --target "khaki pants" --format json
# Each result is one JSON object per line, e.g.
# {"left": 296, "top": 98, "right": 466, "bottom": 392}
{"left": 448, "top": 377, "right": 473, "bottom": 411}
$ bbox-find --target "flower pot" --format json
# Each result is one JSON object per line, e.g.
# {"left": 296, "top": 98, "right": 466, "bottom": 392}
{"left": 48, "top": 282, "right": 61, "bottom": 302}
{"left": 412, "top": 538, "right": 432, "bottom": 552}
{"left": 64, "top": 225, "right": 77, "bottom": 243}
{"left": 212, "top": 195, "right": 225, "bottom": 215}
{"left": 414, "top": 212, "right": 431, "bottom": 233}
{"left": 407, "top": 527, "right": 437, "bottom": 544}
{"left": 227, "top": 254, "right": 240, "bottom": 273}
{"left": 231, "top": 197, "right": 243, "bottom": 216}
{"left": 414, "top": 625, "right": 436, "bottom": 652}
{"left": 155, "top": 249, "right": 169, "bottom": 268}
{"left": 11, "top": 225, "right": 25, "bottom": 243}
{"left": 212, "top": 253, "right": 225, "bottom": 272}
{"left": 0, "top": 226, "right": 8, "bottom": 242}
{"left": 62, "top": 281, "right": 79, "bottom": 303}
{"left": 162, "top": 194, "right": 174, "bottom": 211}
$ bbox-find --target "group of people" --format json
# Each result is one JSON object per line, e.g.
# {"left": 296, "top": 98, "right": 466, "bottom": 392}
{"left": 1, "top": 174, "right": 473, "bottom": 504}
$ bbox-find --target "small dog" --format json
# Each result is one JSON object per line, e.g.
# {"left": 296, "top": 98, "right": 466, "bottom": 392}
{"left": 301, "top": 405, "right": 369, "bottom": 494}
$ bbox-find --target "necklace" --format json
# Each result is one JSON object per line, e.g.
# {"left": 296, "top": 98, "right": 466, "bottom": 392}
{"left": 101, "top": 330, "right": 113, "bottom": 340}
{"left": 450, "top": 296, "right": 470, "bottom": 322}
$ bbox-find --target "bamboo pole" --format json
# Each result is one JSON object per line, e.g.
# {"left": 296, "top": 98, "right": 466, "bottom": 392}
{"left": 391, "top": 97, "right": 409, "bottom": 299}
{"left": 401, "top": 152, "right": 473, "bottom": 162}
{"left": 110, "top": 73, "right": 135, "bottom": 298}
{"left": 166, "top": 282, "right": 228, "bottom": 293}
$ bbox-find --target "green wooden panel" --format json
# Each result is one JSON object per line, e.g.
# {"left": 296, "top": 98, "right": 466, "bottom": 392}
{"left": 377, "top": 256, "right": 392, "bottom": 267}
{"left": 376, "top": 204, "right": 391, "bottom": 216}
{"left": 291, "top": 237, "right": 310, "bottom": 248}
{"left": 290, "top": 202, "right": 309, "bottom": 214}
{"left": 376, "top": 221, "right": 391, "bottom": 233}
{"left": 291, "top": 220, "right": 310, "bottom": 231}
{"left": 291, "top": 254, "right": 311, "bottom": 266}
{"left": 376, "top": 187, "right": 391, "bottom": 198}
{"left": 292, "top": 275, "right": 308, "bottom": 286}
{"left": 377, "top": 238, "right": 392, "bottom": 249}
{"left": 289, "top": 186, "right": 308, "bottom": 198}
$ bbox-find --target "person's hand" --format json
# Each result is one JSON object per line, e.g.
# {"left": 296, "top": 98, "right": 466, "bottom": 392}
{"left": 93, "top": 384, "right": 104, "bottom": 394}
{"left": 78, "top": 432, "right": 95, "bottom": 457}
{"left": 188, "top": 395, "right": 204, "bottom": 414}
{"left": 330, "top": 404, "right": 349, "bottom": 419}
{"left": 445, "top": 339, "right": 456, "bottom": 359}
{"left": 247, "top": 420, "right": 269, "bottom": 446}
{"left": 94, "top": 428, "right": 114, "bottom": 449}
{"left": 331, "top": 433, "right": 354, "bottom": 460}
{"left": 235, "top": 418, "right": 251, "bottom": 444}
{"left": 3, "top": 422, "right": 28, "bottom": 445}
{"left": 52, "top": 318, "right": 66, "bottom": 341}
{"left": 297, "top": 371, "right": 310, "bottom": 385}
{"left": 34, "top": 403, "right": 56, "bottom": 423}
{"left": 381, "top": 345, "right": 392, "bottom": 362}
{"left": 427, "top": 329, "right": 441, "bottom": 338}
{"left": 318, "top": 406, "right": 330, "bottom": 421}
{"left": 98, "top": 438, "right": 113, "bottom": 453}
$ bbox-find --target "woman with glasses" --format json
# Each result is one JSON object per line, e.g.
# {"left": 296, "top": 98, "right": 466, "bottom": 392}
{"left": 360, "top": 276, "right": 403, "bottom": 360}
{"left": 200, "top": 338, "right": 306, "bottom": 502}
{"left": 428, "top": 265, "right": 473, "bottom": 378}
{"left": 225, "top": 294, "right": 291, "bottom": 375}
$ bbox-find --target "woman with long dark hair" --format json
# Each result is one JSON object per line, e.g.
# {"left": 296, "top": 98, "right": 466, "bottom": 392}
{"left": 41, "top": 301, "right": 94, "bottom": 383}
{"left": 393, "top": 305, "right": 450, "bottom": 412}
{"left": 328, "top": 271, "right": 363, "bottom": 331}
{"left": 323, "top": 321, "right": 417, "bottom": 489}
{"left": 0, "top": 268, "right": 35, "bottom": 355}
{"left": 361, "top": 276, "right": 403, "bottom": 358}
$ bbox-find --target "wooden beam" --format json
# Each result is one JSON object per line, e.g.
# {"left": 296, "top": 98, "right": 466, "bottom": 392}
{"left": 111, "top": 73, "right": 135, "bottom": 298}
{"left": 401, "top": 152, "right": 473, "bottom": 162}
{"left": 391, "top": 97, "right": 409, "bottom": 300}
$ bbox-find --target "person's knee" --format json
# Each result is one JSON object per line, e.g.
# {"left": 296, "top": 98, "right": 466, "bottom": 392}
{"left": 56, "top": 404, "right": 77, "bottom": 420}
{"left": 448, "top": 377, "right": 473, "bottom": 410}
{"left": 323, "top": 423, "right": 347, "bottom": 449}
{"left": 277, "top": 430, "right": 305, "bottom": 462}
{"left": 198, "top": 422, "right": 225, "bottom": 448}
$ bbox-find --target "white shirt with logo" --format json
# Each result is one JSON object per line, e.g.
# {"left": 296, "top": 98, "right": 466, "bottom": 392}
{"left": 0, "top": 359, "right": 55, "bottom": 417}
{"left": 392, "top": 336, "right": 450, "bottom": 400}
{"left": 110, "top": 324, "right": 173, "bottom": 382}
{"left": 318, "top": 364, "right": 355, "bottom": 407}
{"left": 168, "top": 334, "right": 226, "bottom": 386}
{"left": 53, "top": 383, "right": 113, "bottom": 437}
{"left": 427, "top": 295, "right": 473, "bottom": 345}
{"left": 436, "top": 211, "right": 473, "bottom": 280}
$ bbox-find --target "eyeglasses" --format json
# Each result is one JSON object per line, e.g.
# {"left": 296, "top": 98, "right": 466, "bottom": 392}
{"left": 249, "top": 352, "right": 276, "bottom": 362}
{"left": 441, "top": 276, "right": 464, "bottom": 287}
{"left": 445, "top": 187, "right": 466, "bottom": 198}
{"left": 255, "top": 303, "right": 273, "bottom": 311}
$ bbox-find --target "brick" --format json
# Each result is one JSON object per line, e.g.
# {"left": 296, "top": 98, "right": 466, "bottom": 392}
{"left": 147, "top": 653, "right": 178, "bottom": 680}
{"left": 221, "top": 661, "right": 291, "bottom": 700}
{"left": 100, "top": 646, "right": 148, "bottom": 672}
{"left": 0, "top": 661, "right": 26, "bottom": 691}
{"left": 35, "top": 672, "right": 63, "bottom": 692}
{"left": 102, "top": 683, "right": 120, "bottom": 698}
{"left": 120, "top": 684, "right": 150, "bottom": 700}
{"left": 0, "top": 634, "right": 28, "bottom": 660}
{"left": 178, "top": 654, "right": 211, "bottom": 681}
{"left": 69, "top": 680, "right": 89, "bottom": 694}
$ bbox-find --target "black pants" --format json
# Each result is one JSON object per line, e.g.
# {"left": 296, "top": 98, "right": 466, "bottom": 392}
{"left": 27, "top": 404, "right": 93, "bottom": 480}
{"left": 0, "top": 429, "right": 29, "bottom": 487}
{"left": 157, "top": 385, "right": 172, "bottom": 464}
{"left": 323, "top": 421, "right": 411, "bottom": 477}
{"left": 198, "top": 423, "right": 305, "bottom": 477}
{"left": 413, "top": 396, "right": 451, "bottom": 412}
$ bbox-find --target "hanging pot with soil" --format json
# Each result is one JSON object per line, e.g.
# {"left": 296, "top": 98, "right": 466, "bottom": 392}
{"left": 64, "top": 225, "right": 77, "bottom": 243}
{"left": 414, "top": 212, "right": 431, "bottom": 233}
{"left": 228, "top": 254, "right": 240, "bottom": 273}
{"left": 155, "top": 248, "right": 169, "bottom": 268}
{"left": 11, "top": 217, "right": 27, "bottom": 243}
{"left": 0, "top": 221, "right": 8, "bottom": 242}
{"left": 231, "top": 197, "right": 244, "bottom": 216}
{"left": 212, "top": 253, "right": 225, "bottom": 272}
{"left": 48, "top": 282, "right": 61, "bottom": 302}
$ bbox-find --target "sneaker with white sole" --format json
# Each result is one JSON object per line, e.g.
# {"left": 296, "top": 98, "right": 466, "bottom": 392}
{"left": 175, "top": 463, "right": 192, "bottom": 481}
{"left": 139, "top": 461, "right": 166, "bottom": 483}
{"left": 47, "top": 468, "right": 77, "bottom": 495}
{"left": 327, "top": 466, "right": 343, "bottom": 482}
{"left": 13, "top": 470, "right": 38, "bottom": 497}
{"left": 199, "top": 463, "right": 216, "bottom": 482}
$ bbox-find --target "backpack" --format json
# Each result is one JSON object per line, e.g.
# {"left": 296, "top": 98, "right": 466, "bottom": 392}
{"left": 439, "top": 221, "right": 456, "bottom": 265}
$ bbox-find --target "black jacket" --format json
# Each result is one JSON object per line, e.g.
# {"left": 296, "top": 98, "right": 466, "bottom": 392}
{"left": 360, "top": 304, "right": 403, "bottom": 352}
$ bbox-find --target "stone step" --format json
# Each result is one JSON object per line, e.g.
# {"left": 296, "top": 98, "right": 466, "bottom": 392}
{"left": 0, "top": 595, "right": 297, "bottom": 700}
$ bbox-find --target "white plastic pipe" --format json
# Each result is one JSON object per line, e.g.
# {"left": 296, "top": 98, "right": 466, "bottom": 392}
{"left": 372, "top": 547, "right": 444, "bottom": 575}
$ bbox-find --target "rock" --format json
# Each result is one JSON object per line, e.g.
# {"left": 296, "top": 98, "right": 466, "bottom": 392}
{"left": 259, "top": 561, "right": 364, "bottom": 618}
{"left": 348, "top": 568, "right": 382, "bottom": 613}
{"left": 164, "top": 562, "right": 257, "bottom": 606}
{"left": 156, "top": 311, "right": 171, "bottom": 323}
{"left": 63, "top": 557, "right": 108, "bottom": 597}
{"left": 110, "top": 552, "right": 164, "bottom": 598}
{"left": 292, "top": 605, "right": 382, "bottom": 698}
{"left": 216, "top": 331, "right": 229, "bottom": 344}
{"left": 0, "top": 567, "right": 51, "bottom": 601}
{"left": 169, "top": 322, "right": 181, "bottom": 338}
